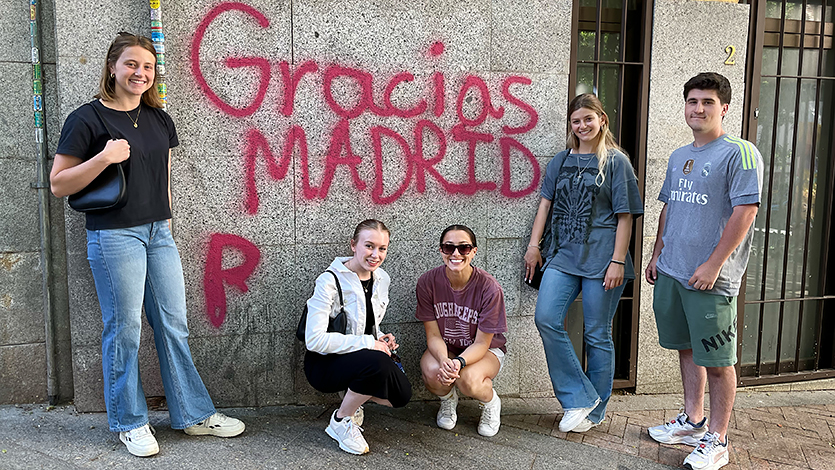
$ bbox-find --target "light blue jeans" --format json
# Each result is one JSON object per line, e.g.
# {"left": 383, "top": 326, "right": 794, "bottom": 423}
{"left": 534, "top": 268, "right": 626, "bottom": 424}
{"left": 87, "top": 221, "right": 215, "bottom": 432}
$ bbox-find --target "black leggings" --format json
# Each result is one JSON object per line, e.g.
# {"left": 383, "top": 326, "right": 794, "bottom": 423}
{"left": 304, "top": 349, "right": 412, "bottom": 408}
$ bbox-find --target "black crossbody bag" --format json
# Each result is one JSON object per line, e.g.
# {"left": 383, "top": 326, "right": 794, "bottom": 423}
{"left": 67, "top": 103, "right": 128, "bottom": 212}
{"left": 296, "top": 270, "right": 348, "bottom": 343}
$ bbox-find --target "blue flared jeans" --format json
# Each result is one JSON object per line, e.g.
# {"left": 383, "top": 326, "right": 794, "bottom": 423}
{"left": 87, "top": 221, "right": 215, "bottom": 432}
{"left": 534, "top": 268, "right": 626, "bottom": 424}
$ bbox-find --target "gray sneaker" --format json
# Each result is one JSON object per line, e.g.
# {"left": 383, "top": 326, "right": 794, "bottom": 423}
{"left": 683, "top": 432, "right": 729, "bottom": 469}
{"left": 648, "top": 411, "right": 707, "bottom": 446}
{"left": 325, "top": 411, "right": 369, "bottom": 455}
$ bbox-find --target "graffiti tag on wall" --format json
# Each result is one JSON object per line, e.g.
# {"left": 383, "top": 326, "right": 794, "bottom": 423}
{"left": 196, "top": 2, "right": 541, "bottom": 327}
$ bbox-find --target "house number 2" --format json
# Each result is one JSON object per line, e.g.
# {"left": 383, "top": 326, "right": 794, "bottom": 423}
{"left": 724, "top": 45, "right": 736, "bottom": 65}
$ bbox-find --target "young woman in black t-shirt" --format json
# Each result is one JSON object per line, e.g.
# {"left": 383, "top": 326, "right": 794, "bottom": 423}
{"left": 50, "top": 32, "right": 244, "bottom": 458}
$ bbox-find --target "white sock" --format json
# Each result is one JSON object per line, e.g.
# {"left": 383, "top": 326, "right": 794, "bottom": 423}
{"left": 439, "top": 389, "right": 455, "bottom": 401}
{"left": 480, "top": 389, "right": 497, "bottom": 405}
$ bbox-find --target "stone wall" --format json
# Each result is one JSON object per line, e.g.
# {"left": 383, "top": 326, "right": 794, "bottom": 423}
{"left": 0, "top": 0, "right": 73, "bottom": 404}
{"left": 53, "top": 0, "right": 572, "bottom": 411}
{"left": 3, "top": 0, "right": 798, "bottom": 409}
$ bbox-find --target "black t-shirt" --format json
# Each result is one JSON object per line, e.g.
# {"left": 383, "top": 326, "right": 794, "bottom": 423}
{"left": 361, "top": 277, "right": 374, "bottom": 335}
{"left": 56, "top": 100, "right": 178, "bottom": 230}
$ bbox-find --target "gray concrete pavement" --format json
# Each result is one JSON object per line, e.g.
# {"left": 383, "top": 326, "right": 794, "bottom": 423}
{"left": 0, "top": 399, "right": 674, "bottom": 470}
{"left": 7, "top": 390, "right": 833, "bottom": 469}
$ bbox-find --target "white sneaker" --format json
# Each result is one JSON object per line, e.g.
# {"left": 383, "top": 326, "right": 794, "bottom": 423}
{"left": 570, "top": 418, "right": 598, "bottom": 433}
{"left": 436, "top": 388, "right": 458, "bottom": 430}
{"left": 683, "top": 432, "right": 729, "bottom": 470}
{"left": 184, "top": 412, "right": 245, "bottom": 437}
{"left": 351, "top": 405, "right": 364, "bottom": 427}
{"left": 558, "top": 398, "right": 601, "bottom": 432}
{"left": 648, "top": 411, "right": 707, "bottom": 446}
{"left": 325, "top": 410, "right": 369, "bottom": 455}
{"left": 119, "top": 424, "right": 159, "bottom": 457}
{"left": 478, "top": 390, "right": 501, "bottom": 437}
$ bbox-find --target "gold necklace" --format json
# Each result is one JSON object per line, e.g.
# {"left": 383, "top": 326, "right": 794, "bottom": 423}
{"left": 125, "top": 106, "right": 141, "bottom": 128}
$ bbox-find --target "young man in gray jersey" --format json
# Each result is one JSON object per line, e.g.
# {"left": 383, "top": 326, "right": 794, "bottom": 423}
{"left": 645, "top": 72, "right": 763, "bottom": 470}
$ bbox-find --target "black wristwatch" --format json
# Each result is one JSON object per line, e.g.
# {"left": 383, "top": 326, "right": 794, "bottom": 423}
{"left": 453, "top": 356, "right": 467, "bottom": 369}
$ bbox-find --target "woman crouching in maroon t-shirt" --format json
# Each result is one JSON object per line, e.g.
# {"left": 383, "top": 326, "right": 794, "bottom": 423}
{"left": 415, "top": 224, "right": 508, "bottom": 437}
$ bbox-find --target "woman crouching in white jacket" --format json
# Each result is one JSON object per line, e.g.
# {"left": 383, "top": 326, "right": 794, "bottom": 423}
{"left": 304, "top": 219, "right": 411, "bottom": 455}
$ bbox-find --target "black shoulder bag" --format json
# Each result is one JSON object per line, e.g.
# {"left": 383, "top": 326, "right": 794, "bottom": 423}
{"left": 296, "top": 270, "right": 348, "bottom": 342}
{"left": 67, "top": 103, "right": 128, "bottom": 212}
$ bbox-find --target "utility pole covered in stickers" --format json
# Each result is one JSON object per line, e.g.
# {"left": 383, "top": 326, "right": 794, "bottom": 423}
{"left": 30, "top": 0, "right": 44, "bottom": 140}
{"left": 30, "top": 0, "right": 59, "bottom": 405}
{"left": 149, "top": 0, "right": 167, "bottom": 108}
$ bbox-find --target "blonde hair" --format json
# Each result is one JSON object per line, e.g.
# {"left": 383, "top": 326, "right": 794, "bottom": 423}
{"left": 566, "top": 93, "right": 624, "bottom": 186}
{"left": 352, "top": 219, "right": 390, "bottom": 242}
{"left": 95, "top": 32, "right": 163, "bottom": 108}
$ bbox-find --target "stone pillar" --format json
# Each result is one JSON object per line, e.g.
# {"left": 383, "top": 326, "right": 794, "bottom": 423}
{"left": 638, "top": 0, "right": 750, "bottom": 393}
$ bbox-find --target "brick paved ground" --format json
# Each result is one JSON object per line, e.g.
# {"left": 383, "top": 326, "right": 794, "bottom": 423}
{"left": 504, "top": 403, "right": 835, "bottom": 469}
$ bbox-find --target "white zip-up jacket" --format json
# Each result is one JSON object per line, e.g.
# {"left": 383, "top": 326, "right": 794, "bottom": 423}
{"left": 304, "top": 257, "right": 390, "bottom": 354}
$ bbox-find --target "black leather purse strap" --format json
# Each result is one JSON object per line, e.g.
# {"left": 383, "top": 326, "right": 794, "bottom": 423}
{"left": 545, "top": 150, "right": 564, "bottom": 218}
{"left": 540, "top": 149, "right": 570, "bottom": 259}
{"left": 87, "top": 102, "right": 129, "bottom": 171}
{"left": 88, "top": 102, "right": 117, "bottom": 140}
{"left": 324, "top": 270, "right": 344, "bottom": 308}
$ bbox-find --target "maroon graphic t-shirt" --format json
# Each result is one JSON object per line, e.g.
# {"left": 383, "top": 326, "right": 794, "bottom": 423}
{"left": 415, "top": 265, "right": 507, "bottom": 355}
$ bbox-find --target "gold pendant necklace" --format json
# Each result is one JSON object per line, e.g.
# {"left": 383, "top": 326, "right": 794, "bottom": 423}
{"left": 125, "top": 106, "right": 141, "bottom": 128}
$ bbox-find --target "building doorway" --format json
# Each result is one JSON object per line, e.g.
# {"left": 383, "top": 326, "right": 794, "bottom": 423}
{"left": 569, "top": 0, "right": 653, "bottom": 388}
{"left": 740, "top": 0, "right": 835, "bottom": 385}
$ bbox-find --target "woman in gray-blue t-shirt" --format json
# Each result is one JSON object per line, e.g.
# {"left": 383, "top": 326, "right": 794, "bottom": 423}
{"left": 523, "top": 94, "right": 643, "bottom": 433}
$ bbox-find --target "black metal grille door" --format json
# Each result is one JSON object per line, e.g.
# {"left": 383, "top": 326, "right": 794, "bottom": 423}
{"left": 741, "top": 0, "right": 835, "bottom": 385}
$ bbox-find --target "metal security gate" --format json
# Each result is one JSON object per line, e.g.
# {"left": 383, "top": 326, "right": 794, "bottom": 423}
{"left": 739, "top": 0, "right": 835, "bottom": 385}
{"left": 569, "top": 0, "right": 653, "bottom": 388}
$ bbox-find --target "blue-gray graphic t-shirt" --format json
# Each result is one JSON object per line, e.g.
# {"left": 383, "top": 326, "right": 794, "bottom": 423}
{"left": 656, "top": 134, "right": 764, "bottom": 296}
{"left": 541, "top": 149, "right": 643, "bottom": 279}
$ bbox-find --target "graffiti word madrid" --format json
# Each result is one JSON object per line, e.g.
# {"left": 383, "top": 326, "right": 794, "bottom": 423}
{"left": 196, "top": 2, "right": 542, "bottom": 327}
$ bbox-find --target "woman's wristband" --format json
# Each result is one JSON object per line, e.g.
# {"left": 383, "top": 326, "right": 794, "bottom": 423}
{"left": 453, "top": 356, "right": 467, "bottom": 369}
{"left": 610, "top": 259, "right": 625, "bottom": 266}
{"left": 527, "top": 244, "right": 540, "bottom": 249}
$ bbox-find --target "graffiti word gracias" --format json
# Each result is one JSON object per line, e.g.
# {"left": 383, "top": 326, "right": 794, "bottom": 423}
{"left": 194, "top": 2, "right": 542, "bottom": 328}
{"left": 192, "top": 2, "right": 542, "bottom": 212}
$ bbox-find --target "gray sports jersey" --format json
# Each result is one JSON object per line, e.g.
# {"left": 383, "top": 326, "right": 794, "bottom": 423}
{"left": 656, "top": 134, "right": 764, "bottom": 296}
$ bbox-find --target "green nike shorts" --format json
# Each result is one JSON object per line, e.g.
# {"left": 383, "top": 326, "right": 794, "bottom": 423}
{"left": 653, "top": 273, "right": 738, "bottom": 367}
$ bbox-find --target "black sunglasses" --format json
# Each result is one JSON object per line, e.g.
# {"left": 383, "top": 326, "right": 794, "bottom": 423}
{"left": 440, "top": 244, "right": 474, "bottom": 256}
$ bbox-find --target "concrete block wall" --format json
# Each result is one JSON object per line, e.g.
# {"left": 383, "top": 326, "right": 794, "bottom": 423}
{"left": 0, "top": 0, "right": 73, "bottom": 404}
{"left": 6, "top": 0, "right": 814, "bottom": 409}
{"left": 54, "top": 0, "right": 572, "bottom": 410}
{"left": 638, "top": 0, "right": 750, "bottom": 394}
